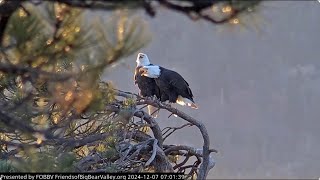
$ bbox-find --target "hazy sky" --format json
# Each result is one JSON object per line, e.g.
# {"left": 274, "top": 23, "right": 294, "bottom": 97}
{"left": 103, "top": 1, "right": 320, "bottom": 178}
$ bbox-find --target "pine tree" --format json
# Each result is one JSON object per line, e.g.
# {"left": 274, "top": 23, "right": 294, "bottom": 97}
{"left": 0, "top": 0, "right": 260, "bottom": 179}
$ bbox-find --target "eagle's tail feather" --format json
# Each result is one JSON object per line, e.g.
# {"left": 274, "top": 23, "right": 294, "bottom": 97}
{"left": 190, "top": 103, "right": 198, "bottom": 109}
{"left": 148, "top": 105, "right": 159, "bottom": 118}
{"left": 176, "top": 95, "right": 198, "bottom": 109}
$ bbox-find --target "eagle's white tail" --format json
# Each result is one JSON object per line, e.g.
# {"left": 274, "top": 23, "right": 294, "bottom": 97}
{"left": 176, "top": 95, "right": 198, "bottom": 109}
{"left": 148, "top": 105, "right": 159, "bottom": 118}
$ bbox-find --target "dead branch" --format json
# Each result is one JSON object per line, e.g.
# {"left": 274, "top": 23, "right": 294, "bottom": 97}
{"left": 105, "top": 102, "right": 164, "bottom": 149}
{"left": 110, "top": 89, "right": 216, "bottom": 178}
{"left": 162, "top": 123, "right": 193, "bottom": 141}
{"left": 145, "top": 139, "right": 158, "bottom": 166}
{"left": 164, "top": 145, "right": 218, "bottom": 156}
{"left": 134, "top": 110, "right": 164, "bottom": 148}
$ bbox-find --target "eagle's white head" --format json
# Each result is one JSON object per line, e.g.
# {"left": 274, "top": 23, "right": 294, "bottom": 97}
{"left": 139, "top": 65, "right": 161, "bottom": 78}
{"left": 136, "top": 53, "right": 150, "bottom": 67}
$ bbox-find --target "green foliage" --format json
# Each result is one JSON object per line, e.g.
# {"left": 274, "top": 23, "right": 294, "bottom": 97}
{"left": 0, "top": 1, "right": 150, "bottom": 172}
{"left": 5, "top": 9, "right": 46, "bottom": 54}
{"left": 104, "top": 163, "right": 119, "bottom": 173}
{"left": 11, "top": 149, "right": 77, "bottom": 172}
{"left": 101, "top": 146, "right": 118, "bottom": 160}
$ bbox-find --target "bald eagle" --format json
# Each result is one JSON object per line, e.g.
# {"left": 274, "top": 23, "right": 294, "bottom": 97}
{"left": 139, "top": 65, "right": 198, "bottom": 109}
{"left": 134, "top": 53, "right": 166, "bottom": 117}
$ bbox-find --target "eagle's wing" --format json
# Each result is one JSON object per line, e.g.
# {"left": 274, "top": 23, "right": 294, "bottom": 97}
{"left": 168, "top": 72, "right": 193, "bottom": 98}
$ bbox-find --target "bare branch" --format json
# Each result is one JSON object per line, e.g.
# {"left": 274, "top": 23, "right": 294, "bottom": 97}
{"left": 0, "top": 63, "right": 74, "bottom": 81}
{"left": 105, "top": 104, "right": 164, "bottom": 149}
{"left": 162, "top": 123, "right": 193, "bottom": 141}
{"left": 164, "top": 145, "right": 218, "bottom": 156}
{"left": 145, "top": 139, "right": 158, "bottom": 166}
{"left": 109, "top": 89, "right": 216, "bottom": 177}
{"left": 134, "top": 110, "right": 164, "bottom": 148}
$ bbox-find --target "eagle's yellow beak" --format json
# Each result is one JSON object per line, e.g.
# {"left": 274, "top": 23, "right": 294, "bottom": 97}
{"left": 139, "top": 68, "right": 148, "bottom": 76}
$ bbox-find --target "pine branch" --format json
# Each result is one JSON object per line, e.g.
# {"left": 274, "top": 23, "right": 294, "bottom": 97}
{"left": 159, "top": 0, "right": 261, "bottom": 24}
{"left": 35, "top": 0, "right": 261, "bottom": 25}
{"left": 0, "top": 87, "right": 215, "bottom": 176}
{"left": 0, "top": 63, "right": 73, "bottom": 81}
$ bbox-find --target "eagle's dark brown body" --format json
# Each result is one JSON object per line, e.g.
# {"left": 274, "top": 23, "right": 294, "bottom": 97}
{"left": 134, "top": 65, "right": 160, "bottom": 98}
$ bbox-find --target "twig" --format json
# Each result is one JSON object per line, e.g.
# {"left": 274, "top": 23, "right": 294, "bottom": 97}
{"left": 145, "top": 139, "right": 158, "bottom": 166}
{"left": 162, "top": 123, "right": 193, "bottom": 141}
{"left": 164, "top": 145, "right": 217, "bottom": 156}
{"left": 133, "top": 110, "right": 164, "bottom": 149}
{"left": 173, "top": 154, "right": 190, "bottom": 170}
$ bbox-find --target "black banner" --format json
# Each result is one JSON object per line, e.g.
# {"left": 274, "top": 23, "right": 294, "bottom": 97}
{"left": 0, "top": 173, "right": 186, "bottom": 180}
